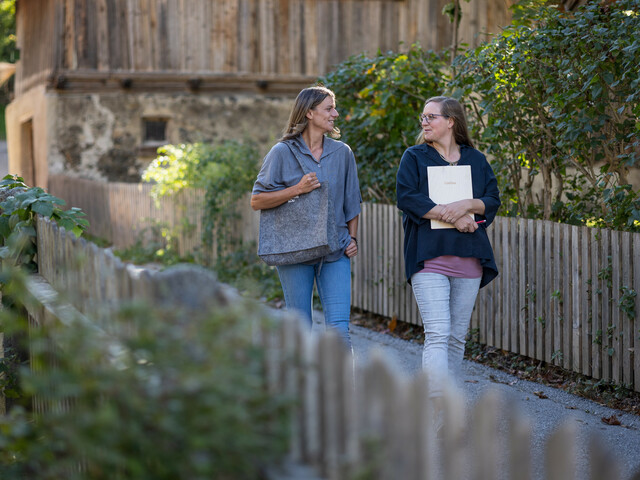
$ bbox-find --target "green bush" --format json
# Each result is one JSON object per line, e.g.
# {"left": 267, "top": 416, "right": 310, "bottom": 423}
{"left": 450, "top": 0, "right": 640, "bottom": 229}
{"left": 214, "top": 242, "right": 283, "bottom": 303}
{"left": 142, "top": 141, "right": 260, "bottom": 258}
{"left": 113, "top": 221, "right": 197, "bottom": 267}
{"left": 320, "top": 44, "right": 449, "bottom": 203}
{"left": 0, "top": 175, "right": 89, "bottom": 272}
{"left": 0, "top": 270, "right": 291, "bottom": 479}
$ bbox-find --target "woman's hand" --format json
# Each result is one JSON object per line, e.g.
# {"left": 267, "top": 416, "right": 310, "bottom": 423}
{"left": 453, "top": 215, "right": 478, "bottom": 233}
{"left": 438, "top": 199, "right": 472, "bottom": 224}
{"left": 345, "top": 237, "right": 358, "bottom": 258}
{"left": 296, "top": 173, "right": 321, "bottom": 194}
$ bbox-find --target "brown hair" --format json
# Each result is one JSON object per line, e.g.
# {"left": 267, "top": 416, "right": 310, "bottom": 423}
{"left": 415, "top": 96, "right": 474, "bottom": 148}
{"left": 280, "top": 86, "right": 340, "bottom": 141}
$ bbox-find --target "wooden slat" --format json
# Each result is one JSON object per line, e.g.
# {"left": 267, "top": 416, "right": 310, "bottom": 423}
{"left": 314, "top": 0, "right": 329, "bottom": 74}
{"left": 621, "top": 232, "right": 632, "bottom": 385}
{"left": 634, "top": 233, "right": 640, "bottom": 391}
{"left": 591, "top": 228, "right": 601, "bottom": 379}
{"left": 74, "top": 0, "right": 97, "bottom": 69}
{"left": 581, "top": 228, "right": 591, "bottom": 377}
{"left": 362, "top": 202, "right": 371, "bottom": 313}
{"left": 611, "top": 230, "right": 621, "bottom": 383}
{"left": 64, "top": 0, "right": 77, "bottom": 69}
{"left": 224, "top": 0, "right": 238, "bottom": 73}
{"left": 526, "top": 219, "right": 535, "bottom": 358}
{"left": 382, "top": 204, "right": 391, "bottom": 319}
{"left": 336, "top": 0, "right": 350, "bottom": 64}
{"left": 374, "top": 204, "right": 382, "bottom": 317}
{"left": 544, "top": 221, "right": 553, "bottom": 363}
{"left": 562, "top": 222, "right": 572, "bottom": 370}
{"left": 165, "top": 0, "right": 180, "bottom": 69}
{"left": 515, "top": 218, "right": 524, "bottom": 355}
{"left": 571, "top": 226, "right": 582, "bottom": 373}
{"left": 259, "top": 0, "right": 276, "bottom": 74}
{"left": 303, "top": 0, "right": 318, "bottom": 75}
{"left": 553, "top": 222, "right": 561, "bottom": 366}
{"left": 601, "top": 229, "right": 612, "bottom": 382}
{"left": 237, "top": 0, "right": 256, "bottom": 74}
{"left": 502, "top": 218, "right": 510, "bottom": 349}
{"left": 276, "top": 0, "right": 291, "bottom": 74}
{"left": 108, "top": 0, "right": 130, "bottom": 70}
{"left": 509, "top": 218, "right": 519, "bottom": 354}
{"left": 535, "top": 220, "right": 544, "bottom": 361}
{"left": 483, "top": 219, "right": 496, "bottom": 346}
{"left": 96, "top": 0, "right": 110, "bottom": 71}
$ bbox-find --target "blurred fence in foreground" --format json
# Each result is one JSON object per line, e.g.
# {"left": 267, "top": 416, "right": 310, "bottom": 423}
{"left": 10, "top": 216, "right": 627, "bottom": 479}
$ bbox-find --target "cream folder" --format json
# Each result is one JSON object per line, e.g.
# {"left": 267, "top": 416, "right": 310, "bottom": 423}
{"left": 427, "top": 165, "right": 473, "bottom": 229}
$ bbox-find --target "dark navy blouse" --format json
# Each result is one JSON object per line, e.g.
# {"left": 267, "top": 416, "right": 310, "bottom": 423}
{"left": 396, "top": 143, "right": 501, "bottom": 288}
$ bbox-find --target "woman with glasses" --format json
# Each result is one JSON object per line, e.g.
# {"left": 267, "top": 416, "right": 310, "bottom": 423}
{"left": 251, "top": 86, "right": 362, "bottom": 349}
{"left": 396, "top": 96, "right": 500, "bottom": 402}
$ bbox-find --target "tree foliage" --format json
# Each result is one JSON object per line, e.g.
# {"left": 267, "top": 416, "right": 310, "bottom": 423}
{"left": 320, "top": 44, "right": 449, "bottom": 203}
{"left": 450, "top": 0, "right": 640, "bottom": 230}
{"left": 319, "top": 0, "right": 640, "bottom": 231}
{"left": 0, "top": 0, "right": 16, "bottom": 63}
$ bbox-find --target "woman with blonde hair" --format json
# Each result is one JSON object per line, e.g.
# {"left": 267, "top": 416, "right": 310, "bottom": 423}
{"left": 251, "top": 86, "right": 361, "bottom": 348}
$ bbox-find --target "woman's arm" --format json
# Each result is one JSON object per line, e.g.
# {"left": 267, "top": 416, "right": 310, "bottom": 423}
{"left": 345, "top": 215, "right": 359, "bottom": 258}
{"left": 251, "top": 172, "right": 320, "bottom": 211}
{"left": 396, "top": 150, "right": 437, "bottom": 224}
{"left": 437, "top": 198, "right": 485, "bottom": 223}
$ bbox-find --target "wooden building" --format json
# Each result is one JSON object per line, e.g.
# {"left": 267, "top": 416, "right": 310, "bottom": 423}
{"left": 6, "top": 0, "right": 513, "bottom": 187}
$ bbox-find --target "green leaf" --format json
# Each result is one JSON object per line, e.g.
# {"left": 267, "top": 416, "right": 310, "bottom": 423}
{"left": 31, "top": 201, "right": 55, "bottom": 217}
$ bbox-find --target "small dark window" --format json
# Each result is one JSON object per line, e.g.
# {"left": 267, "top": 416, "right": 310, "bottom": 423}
{"left": 143, "top": 118, "right": 168, "bottom": 143}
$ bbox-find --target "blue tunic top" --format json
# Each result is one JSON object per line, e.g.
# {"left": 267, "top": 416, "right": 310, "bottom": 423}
{"left": 253, "top": 135, "right": 362, "bottom": 262}
{"left": 396, "top": 143, "right": 501, "bottom": 288}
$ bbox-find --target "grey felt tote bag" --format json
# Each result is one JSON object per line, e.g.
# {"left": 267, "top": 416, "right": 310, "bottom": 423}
{"left": 258, "top": 144, "right": 339, "bottom": 266}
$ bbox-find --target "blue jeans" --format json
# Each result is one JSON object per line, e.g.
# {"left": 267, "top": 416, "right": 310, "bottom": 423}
{"left": 277, "top": 256, "right": 352, "bottom": 348}
{"left": 411, "top": 272, "right": 481, "bottom": 392}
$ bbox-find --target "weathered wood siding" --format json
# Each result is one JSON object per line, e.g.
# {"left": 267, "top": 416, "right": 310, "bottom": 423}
{"left": 14, "top": 0, "right": 57, "bottom": 95}
{"left": 47, "top": 176, "right": 640, "bottom": 392}
{"left": 16, "top": 0, "right": 513, "bottom": 94}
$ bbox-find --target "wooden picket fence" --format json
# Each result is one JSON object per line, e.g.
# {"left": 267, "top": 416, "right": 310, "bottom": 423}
{"left": 354, "top": 203, "right": 640, "bottom": 393}
{"left": 21, "top": 216, "right": 628, "bottom": 480}
{"left": 47, "top": 176, "right": 640, "bottom": 393}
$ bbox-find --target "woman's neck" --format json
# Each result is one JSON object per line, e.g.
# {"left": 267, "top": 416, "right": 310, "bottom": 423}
{"left": 430, "top": 140, "right": 460, "bottom": 163}
{"left": 301, "top": 129, "right": 325, "bottom": 160}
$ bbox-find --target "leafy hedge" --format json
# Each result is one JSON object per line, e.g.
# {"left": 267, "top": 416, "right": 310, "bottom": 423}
{"left": 320, "top": 0, "right": 640, "bottom": 231}
{"left": 0, "top": 175, "right": 88, "bottom": 272}
{"left": 142, "top": 141, "right": 259, "bottom": 258}
{"left": 0, "top": 271, "right": 290, "bottom": 479}
{"left": 450, "top": 0, "right": 640, "bottom": 230}
{"left": 320, "top": 44, "right": 449, "bottom": 204}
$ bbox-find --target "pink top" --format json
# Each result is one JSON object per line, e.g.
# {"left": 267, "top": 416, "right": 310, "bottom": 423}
{"left": 419, "top": 255, "right": 482, "bottom": 278}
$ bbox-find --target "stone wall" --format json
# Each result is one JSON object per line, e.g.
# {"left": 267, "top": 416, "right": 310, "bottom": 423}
{"left": 48, "top": 92, "right": 294, "bottom": 182}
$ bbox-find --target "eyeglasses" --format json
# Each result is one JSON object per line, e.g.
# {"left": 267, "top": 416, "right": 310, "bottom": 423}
{"left": 419, "top": 113, "right": 448, "bottom": 123}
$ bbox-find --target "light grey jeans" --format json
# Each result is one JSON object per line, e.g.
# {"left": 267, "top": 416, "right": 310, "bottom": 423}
{"left": 411, "top": 272, "right": 481, "bottom": 393}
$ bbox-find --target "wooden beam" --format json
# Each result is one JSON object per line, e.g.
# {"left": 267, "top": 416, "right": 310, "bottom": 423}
{"left": 46, "top": 69, "right": 316, "bottom": 94}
